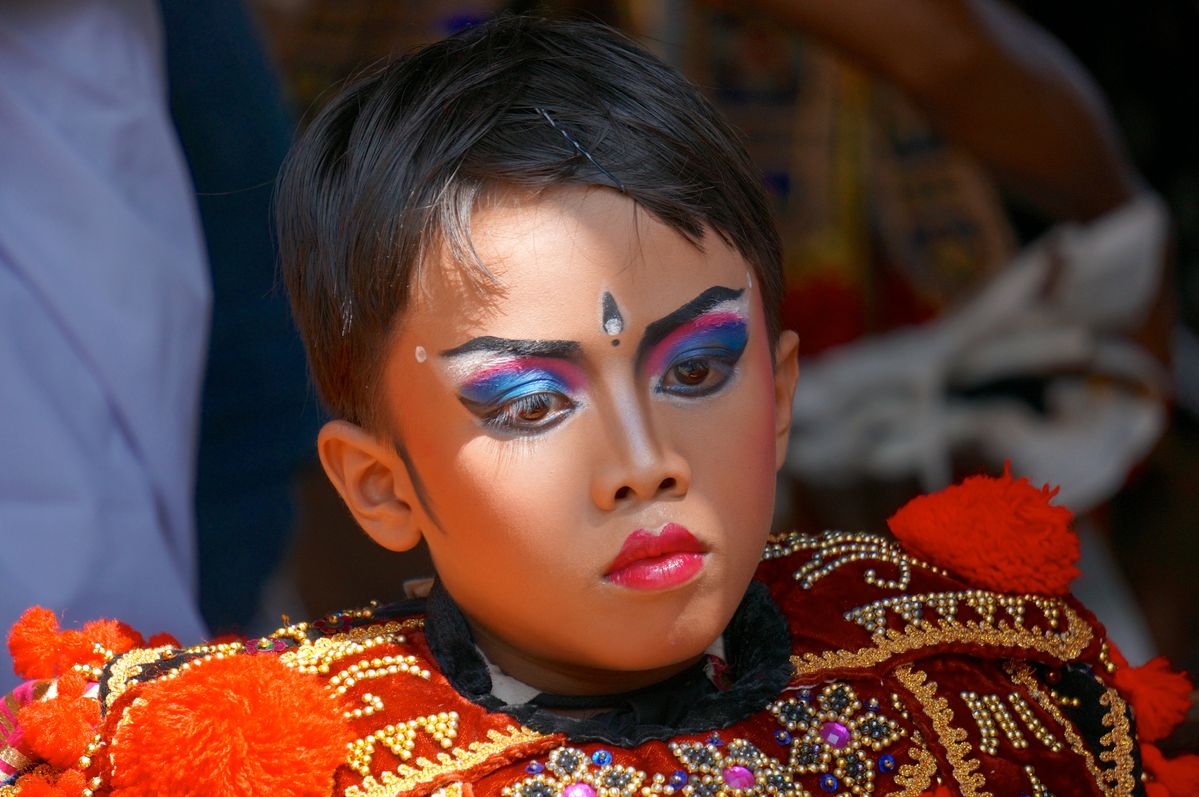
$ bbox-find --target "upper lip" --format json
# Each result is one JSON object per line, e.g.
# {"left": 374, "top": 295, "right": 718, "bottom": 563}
{"left": 605, "top": 523, "right": 705, "bottom": 574}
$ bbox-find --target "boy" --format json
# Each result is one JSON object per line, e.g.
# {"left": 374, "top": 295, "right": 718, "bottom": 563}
{"left": 2, "top": 15, "right": 1194, "bottom": 797}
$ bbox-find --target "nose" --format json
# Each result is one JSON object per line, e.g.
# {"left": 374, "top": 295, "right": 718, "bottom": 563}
{"left": 590, "top": 406, "right": 691, "bottom": 511}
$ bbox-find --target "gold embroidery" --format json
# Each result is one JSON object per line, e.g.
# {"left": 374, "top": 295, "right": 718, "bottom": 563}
{"left": 1097, "top": 688, "right": 1136, "bottom": 795}
{"left": 885, "top": 733, "right": 937, "bottom": 797}
{"left": 792, "top": 606, "right": 1092, "bottom": 679}
{"left": 344, "top": 725, "right": 547, "bottom": 797}
{"left": 894, "top": 665, "right": 989, "bottom": 797}
{"left": 846, "top": 591, "right": 1067, "bottom": 636}
{"left": 1006, "top": 663, "right": 1112, "bottom": 796}
{"left": 765, "top": 531, "right": 946, "bottom": 590}
{"left": 431, "top": 783, "right": 465, "bottom": 797}
{"left": 103, "top": 645, "right": 177, "bottom": 708}
{"left": 278, "top": 619, "right": 425, "bottom": 674}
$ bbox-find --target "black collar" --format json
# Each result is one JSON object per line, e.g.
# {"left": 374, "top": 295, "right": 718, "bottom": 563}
{"left": 423, "top": 578, "right": 793, "bottom": 746}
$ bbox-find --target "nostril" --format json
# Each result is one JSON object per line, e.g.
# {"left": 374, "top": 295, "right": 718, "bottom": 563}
{"left": 615, "top": 486, "right": 631, "bottom": 501}
{"left": 659, "top": 477, "right": 676, "bottom": 492}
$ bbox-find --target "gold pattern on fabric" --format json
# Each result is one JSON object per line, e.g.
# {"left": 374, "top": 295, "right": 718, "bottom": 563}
{"left": 343, "top": 725, "right": 547, "bottom": 797}
{"left": 894, "top": 665, "right": 989, "bottom": 797}
{"left": 792, "top": 604, "right": 1091, "bottom": 679}
{"left": 1023, "top": 764, "right": 1056, "bottom": 797}
{"left": 765, "top": 531, "right": 946, "bottom": 590}
{"left": 1097, "top": 689, "right": 1136, "bottom": 795}
{"left": 278, "top": 619, "right": 425, "bottom": 674}
{"left": 347, "top": 712, "right": 461, "bottom": 777}
{"left": 1005, "top": 663, "right": 1114, "bottom": 796}
{"left": 103, "top": 646, "right": 177, "bottom": 708}
{"left": 845, "top": 591, "right": 1068, "bottom": 637}
{"left": 885, "top": 733, "right": 937, "bottom": 797}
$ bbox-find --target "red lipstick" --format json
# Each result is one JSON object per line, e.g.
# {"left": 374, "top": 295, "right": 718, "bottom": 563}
{"left": 605, "top": 523, "right": 706, "bottom": 590}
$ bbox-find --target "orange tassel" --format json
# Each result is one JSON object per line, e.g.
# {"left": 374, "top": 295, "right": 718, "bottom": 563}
{"left": 1112, "top": 656, "right": 1193, "bottom": 742}
{"left": 14, "top": 770, "right": 87, "bottom": 797}
{"left": 8, "top": 608, "right": 65, "bottom": 680}
{"left": 8, "top": 608, "right": 145, "bottom": 680}
{"left": 148, "top": 632, "right": 181, "bottom": 648}
{"left": 16, "top": 672, "right": 100, "bottom": 771}
{"left": 1142, "top": 743, "right": 1199, "bottom": 796}
{"left": 888, "top": 465, "right": 1078, "bottom": 595}
{"left": 106, "top": 654, "right": 351, "bottom": 796}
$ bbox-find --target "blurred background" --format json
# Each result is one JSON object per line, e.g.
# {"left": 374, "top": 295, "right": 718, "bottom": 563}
{"left": 1, "top": 0, "right": 1195, "bottom": 752}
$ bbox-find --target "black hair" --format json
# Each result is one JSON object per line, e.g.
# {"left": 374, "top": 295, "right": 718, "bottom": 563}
{"left": 277, "top": 14, "right": 782, "bottom": 429}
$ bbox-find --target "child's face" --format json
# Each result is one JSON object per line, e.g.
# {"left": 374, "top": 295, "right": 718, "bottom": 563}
{"left": 326, "top": 186, "right": 798, "bottom": 692}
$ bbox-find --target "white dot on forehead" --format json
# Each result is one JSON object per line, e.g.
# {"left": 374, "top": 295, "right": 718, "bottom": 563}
{"left": 414, "top": 346, "right": 427, "bottom": 363}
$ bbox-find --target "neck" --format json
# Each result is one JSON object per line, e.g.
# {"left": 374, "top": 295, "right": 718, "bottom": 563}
{"left": 466, "top": 616, "right": 705, "bottom": 697}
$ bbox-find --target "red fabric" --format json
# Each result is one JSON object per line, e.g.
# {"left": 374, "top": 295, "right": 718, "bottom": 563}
{"left": 887, "top": 466, "right": 1079, "bottom": 595}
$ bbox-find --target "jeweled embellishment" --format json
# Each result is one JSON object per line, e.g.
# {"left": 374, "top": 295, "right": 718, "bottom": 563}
{"left": 502, "top": 747, "right": 646, "bottom": 797}
{"left": 769, "top": 683, "right": 904, "bottom": 795}
{"left": 668, "top": 737, "right": 794, "bottom": 795}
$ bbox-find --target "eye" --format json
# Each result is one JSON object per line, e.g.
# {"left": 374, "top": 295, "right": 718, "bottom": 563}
{"left": 658, "top": 354, "right": 734, "bottom": 397}
{"left": 484, "top": 391, "right": 575, "bottom": 433}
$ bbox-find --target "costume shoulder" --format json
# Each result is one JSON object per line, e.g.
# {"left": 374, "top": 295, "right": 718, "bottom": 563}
{"left": 1, "top": 603, "right": 559, "bottom": 797}
{"left": 752, "top": 468, "right": 1198, "bottom": 797}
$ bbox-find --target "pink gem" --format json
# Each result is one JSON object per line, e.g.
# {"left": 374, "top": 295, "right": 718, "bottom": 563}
{"left": 563, "top": 784, "right": 596, "bottom": 797}
{"left": 819, "top": 721, "right": 851, "bottom": 749}
{"left": 722, "top": 765, "right": 756, "bottom": 790}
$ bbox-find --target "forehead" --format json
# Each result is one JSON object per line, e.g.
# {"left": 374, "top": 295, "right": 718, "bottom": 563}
{"left": 404, "top": 186, "right": 752, "bottom": 342}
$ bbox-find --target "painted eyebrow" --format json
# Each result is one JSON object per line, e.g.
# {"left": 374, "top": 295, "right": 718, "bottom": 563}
{"left": 439, "top": 336, "right": 581, "bottom": 360}
{"left": 635, "top": 286, "right": 745, "bottom": 369}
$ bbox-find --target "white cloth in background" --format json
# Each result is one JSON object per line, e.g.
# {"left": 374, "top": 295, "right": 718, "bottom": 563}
{"left": 0, "top": 0, "right": 211, "bottom": 689}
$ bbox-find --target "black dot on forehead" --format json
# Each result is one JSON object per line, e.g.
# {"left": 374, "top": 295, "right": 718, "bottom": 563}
{"left": 601, "top": 291, "right": 624, "bottom": 335}
{"left": 611, "top": 339, "right": 620, "bottom": 347}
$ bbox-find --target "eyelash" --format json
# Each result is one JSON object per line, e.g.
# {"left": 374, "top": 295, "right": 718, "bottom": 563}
{"left": 656, "top": 345, "right": 743, "bottom": 397}
{"left": 480, "top": 391, "right": 577, "bottom": 434}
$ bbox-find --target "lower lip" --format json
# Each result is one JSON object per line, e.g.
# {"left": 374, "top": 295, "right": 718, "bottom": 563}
{"left": 606, "top": 552, "right": 705, "bottom": 590}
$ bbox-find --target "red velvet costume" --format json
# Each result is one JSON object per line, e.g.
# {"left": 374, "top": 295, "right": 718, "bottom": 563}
{"left": 2, "top": 474, "right": 1196, "bottom": 796}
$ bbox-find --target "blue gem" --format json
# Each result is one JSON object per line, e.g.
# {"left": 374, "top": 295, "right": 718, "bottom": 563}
{"left": 820, "top": 774, "right": 839, "bottom": 793}
{"left": 525, "top": 761, "right": 544, "bottom": 774}
{"left": 706, "top": 733, "right": 724, "bottom": 747}
{"left": 591, "top": 750, "right": 612, "bottom": 766}
{"left": 774, "top": 730, "right": 792, "bottom": 745}
{"left": 669, "top": 770, "right": 688, "bottom": 788}
{"left": 878, "top": 754, "right": 896, "bottom": 773}
{"left": 866, "top": 698, "right": 880, "bottom": 711}
{"left": 799, "top": 689, "right": 812, "bottom": 700}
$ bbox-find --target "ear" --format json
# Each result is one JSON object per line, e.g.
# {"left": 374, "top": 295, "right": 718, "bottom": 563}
{"left": 317, "top": 420, "right": 424, "bottom": 552}
{"left": 772, "top": 331, "right": 800, "bottom": 471}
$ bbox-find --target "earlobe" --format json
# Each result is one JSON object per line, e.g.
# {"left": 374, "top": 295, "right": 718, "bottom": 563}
{"left": 772, "top": 331, "right": 800, "bottom": 471}
{"left": 317, "top": 420, "right": 424, "bottom": 552}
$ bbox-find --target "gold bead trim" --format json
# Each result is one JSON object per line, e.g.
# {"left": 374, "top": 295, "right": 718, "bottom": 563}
{"left": 765, "top": 531, "right": 947, "bottom": 591}
{"left": 884, "top": 732, "right": 937, "bottom": 797}
{"left": 893, "top": 665, "right": 989, "bottom": 797}
{"left": 343, "top": 725, "right": 548, "bottom": 797}
{"left": 1023, "top": 765, "right": 1055, "bottom": 797}
{"left": 347, "top": 711, "right": 461, "bottom": 777}
{"left": 792, "top": 603, "right": 1091, "bottom": 679}
{"left": 1007, "top": 692, "right": 1062, "bottom": 751}
{"left": 1097, "top": 688, "right": 1136, "bottom": 795}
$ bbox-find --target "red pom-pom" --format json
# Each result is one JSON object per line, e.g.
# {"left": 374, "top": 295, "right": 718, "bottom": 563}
{"left": 148, "top": 632, "right": 180, "bottom": 648}
{"left": 8, "top": 609, "right": 146, "bottom": 680}
{"left": 14, "top": 770, "right": 87, "bottom": 797}
{"left": 887, "top": 465, "right": 1079, "bottom": 594}
{"left": 16, "top": 672, "right": 100, "bottom": 771}
{"left": 1113, "top": 657, "right": 1193, "bottom": 742}
{"left": 8, "top": 608, "right": 64, "bottom": 680}
{"left": 107, "top": 655, "right": 351, "bottom": 796}
{"left": 1142, "top": 743, "right": 1199, "bottom": 796}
